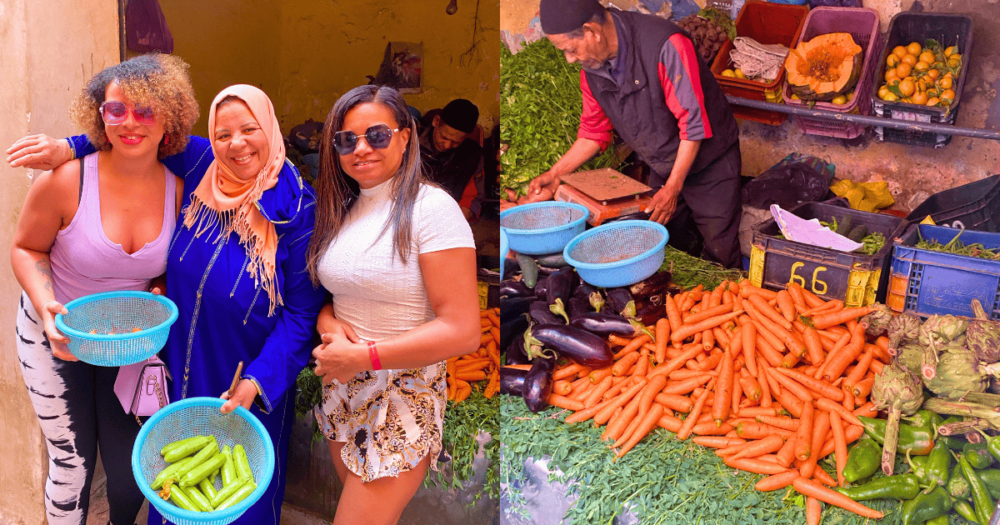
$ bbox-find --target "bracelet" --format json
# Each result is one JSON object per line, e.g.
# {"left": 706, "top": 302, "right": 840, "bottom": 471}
{"left": 66, "top": 139, "right": 76, "bottom": 161}
{"left": 367, "top": 341, "right": 383, "bottom": 371}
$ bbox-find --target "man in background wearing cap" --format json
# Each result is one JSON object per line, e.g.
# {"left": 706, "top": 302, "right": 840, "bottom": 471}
{"left": 420, "top": 98, "right": 485, "bottom": 221}
{"left": 526, "top": 0, "right": 742, "bottom": 269}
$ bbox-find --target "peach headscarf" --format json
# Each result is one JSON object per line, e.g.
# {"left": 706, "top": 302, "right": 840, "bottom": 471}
{"left": 183, "top": 85, "right": 284, "bottom": 315}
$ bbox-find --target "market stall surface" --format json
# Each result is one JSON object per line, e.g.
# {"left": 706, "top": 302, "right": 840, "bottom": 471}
{"left": 499, "top": 247, "right": 904, "bottom": 525}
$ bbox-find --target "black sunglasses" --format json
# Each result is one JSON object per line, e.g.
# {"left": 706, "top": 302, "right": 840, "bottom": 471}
{"left": 333, "top": 124, "right": 402, "bottom": 155}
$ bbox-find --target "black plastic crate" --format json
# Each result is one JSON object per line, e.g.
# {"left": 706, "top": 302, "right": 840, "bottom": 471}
{"left": 749, "top": 202, "right": 909, "bottom": 307}
{"left": 870, "top": 12, "right": 973, "bottom": 147}
{"left": 906, "top": 174, "right": 1000, "bottom": 232}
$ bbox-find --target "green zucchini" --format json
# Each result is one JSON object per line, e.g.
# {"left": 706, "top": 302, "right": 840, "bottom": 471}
{"left": 516, "top": 253, "right": 539, "bottom": 288}
{"left": 847, "top": 225, "right": 869, "bottom": 242}
{"left": 835, "top": 215, "right": 853, "bottom": 236}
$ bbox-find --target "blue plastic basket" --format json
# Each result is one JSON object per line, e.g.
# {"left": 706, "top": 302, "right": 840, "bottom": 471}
{"left": 132, "top": 397, "right": 275, "bottom": 525}
{"left": 500, "top": 202, "right": 589, "bottom": 255}
{"left": 563, "top": 221, "right": 669, "bottom": 288}
{"left": 55, "top": 291, "right": 178, "bottom": 367}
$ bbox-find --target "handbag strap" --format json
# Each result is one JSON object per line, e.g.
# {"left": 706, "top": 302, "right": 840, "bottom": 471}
{"left": 133, "top": 362, "right": 168, "bottom": 427}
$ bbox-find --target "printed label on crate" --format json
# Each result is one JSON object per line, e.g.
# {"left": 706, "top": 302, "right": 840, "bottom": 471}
{"left": 889, "top": 110, "right": 931, "bottom": 123}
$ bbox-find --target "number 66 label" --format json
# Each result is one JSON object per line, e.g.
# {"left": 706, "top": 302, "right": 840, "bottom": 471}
{"left": 789, "top": 262, "right": 829, "bottom": 295}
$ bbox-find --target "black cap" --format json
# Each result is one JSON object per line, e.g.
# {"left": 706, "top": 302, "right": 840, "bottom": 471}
{"left": 440, "top": 99, "right": 479, "bottom": 134}
{"left": 540, "top": 0, "right": 605, "bottom": 35}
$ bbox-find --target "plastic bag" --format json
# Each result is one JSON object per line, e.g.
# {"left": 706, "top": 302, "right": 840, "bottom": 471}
{"left": 829, "top": 179, "right": 895, "bottom": 212}
{"left": 125, "top": 0, "right": 173, "bottom": 53}
{"left": 742, "top": 153, "right": 836, "bottom": 209}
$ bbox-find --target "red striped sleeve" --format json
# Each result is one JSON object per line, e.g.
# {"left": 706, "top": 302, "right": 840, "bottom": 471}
{"left": 577, "top": 70, "right": 614, "bottom": 150}
{"left": 658, "top": 33, "right": 712, "bottom": 141}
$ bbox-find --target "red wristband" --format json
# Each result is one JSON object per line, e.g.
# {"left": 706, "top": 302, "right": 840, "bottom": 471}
{"left": 367, "top": 341, "right": 382, "bottom": 371}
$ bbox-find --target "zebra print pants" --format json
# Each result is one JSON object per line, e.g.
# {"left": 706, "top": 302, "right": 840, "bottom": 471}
{"left": 15, "top": 293, "right": 145, "bottom": 525}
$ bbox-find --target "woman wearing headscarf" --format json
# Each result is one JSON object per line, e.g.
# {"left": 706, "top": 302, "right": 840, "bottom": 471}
{"left": 8, "top": 84, "right": 325, "bottom": 525}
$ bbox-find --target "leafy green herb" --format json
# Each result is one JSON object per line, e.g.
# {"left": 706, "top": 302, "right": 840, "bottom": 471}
{"left": 500, "top": 40, "right": 619, "bottom": 196}
{"left": 916, "top": 228, "right": 1000, "bottom": 260}
{"left": 294, "top": 366, "right": 325, "bottom": 444}
{"left": 659, "top": 245, "right": 744, "bottom": 290}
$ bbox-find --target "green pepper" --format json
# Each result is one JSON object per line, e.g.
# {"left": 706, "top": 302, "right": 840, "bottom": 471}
{"left": 924, "top": 440, "right": 952, "bottom": 491}
{"left": 834, "top": 473, "right": 921, "bottom": 501}
{"left": 924, "top": 515, "right": 948, "bottom": 525}
{"left": 859, "top": 416, "right": 935, "bottom": 455}
{"left": 960, "top": 453, "right": 995, "bottom": 524}
{"left": 900, "top": 485, "right": 952, "bottom": 525}
{"left": 982, "top": 430, "right": 1000, "bottom": 465}
{"left": 953, "top": 499, "right": 979, "bottom": 523}
{"left": 948, "top": 463, "right": 971, "bottom": 499}
{"left": 976, "top": 468, "right": 1000, "bottom": 499}
{"left": 908, "top": 454, "right": 929, "bottom": 481}
{"left": 844, "top": 437, "right": 882, "bottom": 483}
{"left": 907, "top": 410, "right": 945, "bottom": 430}
{"left": 965, "top": 441, "right": 995, "bottom": 469}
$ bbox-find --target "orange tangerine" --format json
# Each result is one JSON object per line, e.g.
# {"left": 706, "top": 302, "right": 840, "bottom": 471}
{"left": 902, "top": 54, "right": 917, "bottom": 67}
{"left": 912, "top": 91, "right": 929, "bottom": 105}
{"left": 885, "top": 69, "right": 900, "bottom": 83}
{"left": 906, "top": 42, "right": 922, "bottom": 55}
{"left": 919, "top": 51, "right": 935, "bottom": 64}
{"left": 926, "top": 69, "right": 940, "bottom": 80}
{"left": 940, "top": 89, "right": 956, "bottom": 103}
{"left": 926, "top": 97, "right": 940, "bottom": 106}
{"left": 886, "top": 54, "right": 900, "bottom": 68}
{"left": 915, "top": 61, "right": 930, "bottom": 72}
{"left": 898, "top": 78, "right": 916, "bottom": 97}
{"left": 938, "top": 76, "right": 953, "bottom": 90}
{"left": 892, "top": 45, "right": 908, "bottom": 59}
{"left": 895, "top": 63, "right": 912, "bottom": 78}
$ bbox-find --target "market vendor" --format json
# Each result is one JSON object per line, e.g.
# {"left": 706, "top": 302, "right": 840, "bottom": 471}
{"left": 526, "top": 0, "right": 743, "bottom": 268}
{"left": 420, "top": 98, "right": 485, "bottom": 221}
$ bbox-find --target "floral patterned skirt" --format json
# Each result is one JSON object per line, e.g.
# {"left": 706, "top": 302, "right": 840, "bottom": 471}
{"left": 315, "top": 362, "right": 447, "bottom": 482}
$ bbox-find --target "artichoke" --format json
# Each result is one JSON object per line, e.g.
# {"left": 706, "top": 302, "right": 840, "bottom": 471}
{"left": 897, "top": 342, "right": 925, "bottom": 374}
{"left": 924, "top": 336, "right": 988, "bottom": 399}
{"left": 918, "top": 315, "right": 969, "bottom": 381}
{"left": 886, "top": 313, "right": 922, "bottom": 356}
{"left": 861, "top": 303, "right": 894, "bottom": 337}
{"left": 967, "top": 299, "right": 1000, "bottom": 364}
{"left": 872, "top": 362, "right": 924, "bottom": 475}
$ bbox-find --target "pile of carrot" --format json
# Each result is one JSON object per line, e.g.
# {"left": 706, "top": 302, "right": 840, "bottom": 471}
{"left": 548, "top": 279, "right": 892, "bottom": 524}
{"left": 447, "top": 307, "right": 502, "bottom": 403}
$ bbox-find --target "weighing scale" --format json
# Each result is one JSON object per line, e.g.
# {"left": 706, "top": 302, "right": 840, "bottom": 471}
{"left": 554, "top": 168, "right": 654, "bottom": 226}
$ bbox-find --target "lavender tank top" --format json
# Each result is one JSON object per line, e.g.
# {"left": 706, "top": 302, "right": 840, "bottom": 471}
{"left": 49, "top": 152, "right": 176, "bottom": 304}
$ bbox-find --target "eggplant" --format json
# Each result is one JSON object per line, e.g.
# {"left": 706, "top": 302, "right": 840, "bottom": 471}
{"left": 526, "top": 324, "right": 614, "bottom": 368}
{"left": 500, "top": 279, "right": 533, "bottom": 298}
{"left": 629, "top": 271, "right": 673, "bottom": 299}
{"left": 499, "top": 367, "right": 528, "bottom": 396}
{"left": 636, "top": 303, "right": 664, "bottom": 327}
{"left": 533, "top": 276, "right": 549, "bottom": 300}
{"left": 569, "top": 312, "right": 636, "bottom": 337}
{"left": 566, "top": 297, "right": 591, "bottom": 321}
{"left": 536, "top": 252, "right": 570, "bottom": 268}
{"left": 500, "top": 295, "right": 535, "bottom": 325}
{"left": 501, "top": 314, "right": 531, "bottom": 361}
{"left": 504, "top": 333, "right": 531, "bottom": 365}
{"left": 572, "top": 282, "right": 598, "bottom": 302}
{"left": 546, "top": 267, "right": 574, "bottom": 306}
{"left": 502, "top": 252, "right": 519, "bottom": 280}
{"left": 529, "top": 301, "right": 564, "bottom": 325}
{"left": 522, "top": 357, "right": 554, "bottom": 412}
{"left": 605, "top": 287, "right": 634, "bottom": 315}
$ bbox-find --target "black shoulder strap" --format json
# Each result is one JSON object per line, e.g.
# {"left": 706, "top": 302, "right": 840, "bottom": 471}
{"left": 78, "top": 157, "right": 85, "bottom": 204}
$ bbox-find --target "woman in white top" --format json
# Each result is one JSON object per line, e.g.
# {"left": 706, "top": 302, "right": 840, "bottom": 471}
{"left": 307, "top": 85, "right": 480, "bottom": 524}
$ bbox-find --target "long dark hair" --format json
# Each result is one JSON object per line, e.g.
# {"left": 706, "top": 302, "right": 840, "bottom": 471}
{"left": 306, "top": 85, "right": 425, "bottom": 285}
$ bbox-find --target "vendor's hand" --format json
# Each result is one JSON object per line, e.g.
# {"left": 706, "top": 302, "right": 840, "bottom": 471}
{"left": 318, "top": 317, "right": 360, "bottom": 344}
{"left": 312, "top": 333, "right": 367, "bottom": 384}
{"left": 645, "top": 184, "right": 682, "bottom": 225}
{"left": 527, "top": 170, "right": 561, "bottom": 197}
{"left": 220, "top": 379, "right": 258, "bottom": 413}
{"left": 6, "top": 134, "right": 72, "bottom": 170}
{"left": 520, "top": 186, "right": 555, "bottom": 204}
{"left": 41, "top": 301, "right": 76, "bottom": 361}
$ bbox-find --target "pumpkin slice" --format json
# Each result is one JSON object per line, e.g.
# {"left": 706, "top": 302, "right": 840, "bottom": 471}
{"left": 786, "top": 33, "right": 863, "bottom": 102}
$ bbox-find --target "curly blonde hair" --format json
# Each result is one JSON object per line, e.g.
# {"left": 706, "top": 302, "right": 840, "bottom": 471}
{"left": 69, "top": 54, "right": 199, "bottom": 158}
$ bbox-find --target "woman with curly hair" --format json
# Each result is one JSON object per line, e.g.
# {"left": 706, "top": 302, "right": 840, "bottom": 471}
{"left": 9, "top": 81, "right": 326, "bottom": 525}
{"left": 10, "top": 53, "right": 197, "bottom": 525}
{"left": 308, "top": 85, "right": 480, "bottom": 524}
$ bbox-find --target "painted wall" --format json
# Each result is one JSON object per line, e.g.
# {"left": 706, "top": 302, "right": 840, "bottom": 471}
{"left": 159, "top": 0, "right": 501, "bottom": 135}
{"left": 0, "top": 0, "right": 119, "bottom": 523}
